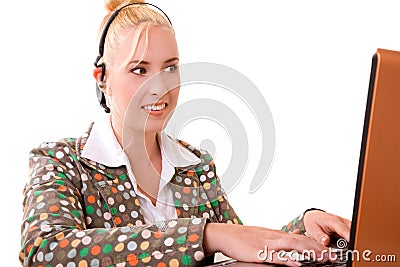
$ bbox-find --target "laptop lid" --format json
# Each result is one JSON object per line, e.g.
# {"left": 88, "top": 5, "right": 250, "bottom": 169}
{"left": 348, "top": 48, "right": 400, "bottom": 267}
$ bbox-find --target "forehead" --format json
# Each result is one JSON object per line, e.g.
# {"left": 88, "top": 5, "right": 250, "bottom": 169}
{"left": 113, "top": 26, "right": 178, "bottom": 66}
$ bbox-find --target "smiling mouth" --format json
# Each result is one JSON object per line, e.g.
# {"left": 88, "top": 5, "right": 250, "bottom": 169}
{"left": 141, "top": 102, "right": 168, "bottom": 111}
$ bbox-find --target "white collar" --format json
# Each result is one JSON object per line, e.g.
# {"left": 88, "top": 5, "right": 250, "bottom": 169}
{"left": 81, "top": 114, "right": 201, "bottom": 174}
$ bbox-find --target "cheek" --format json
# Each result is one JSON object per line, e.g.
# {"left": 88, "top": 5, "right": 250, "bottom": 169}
{"left": 111, "top": 78, "right": 143, "bottom": 110}
{"left": 168, "top": 88, "right": 180, "bottom": 107}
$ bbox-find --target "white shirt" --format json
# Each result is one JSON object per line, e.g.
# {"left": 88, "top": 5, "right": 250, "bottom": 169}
{"left": 81, "top": 114, "right": 201, "bottom": 224}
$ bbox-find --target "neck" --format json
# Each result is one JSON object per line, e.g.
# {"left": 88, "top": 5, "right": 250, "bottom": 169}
{"left": 111, "top": 116, "right": 161, "bottom": 164}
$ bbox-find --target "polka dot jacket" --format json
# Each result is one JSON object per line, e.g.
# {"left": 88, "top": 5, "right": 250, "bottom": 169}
{"left": 20, "top": 123, "right": 244, "bottom": 267}
{"left": 20, "top": 123, "right": 306, "bottom": 266}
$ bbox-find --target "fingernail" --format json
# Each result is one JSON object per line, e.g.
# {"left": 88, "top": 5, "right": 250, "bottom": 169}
{"left": 321, "top": 237, "right": 327, "bottom": 244}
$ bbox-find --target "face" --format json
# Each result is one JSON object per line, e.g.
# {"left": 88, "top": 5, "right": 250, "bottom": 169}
{"left": 105, "top": 26, "right": 180, "bottom": 135}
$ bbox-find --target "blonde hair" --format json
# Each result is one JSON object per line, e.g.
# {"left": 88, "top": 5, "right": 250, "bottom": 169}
{"left": 99, "top": 0, "right": 174, "bottom": 67}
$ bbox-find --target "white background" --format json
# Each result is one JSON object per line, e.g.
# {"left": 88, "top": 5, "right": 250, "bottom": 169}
{"left": 2, "top": 0, "right": 400, "bottom": 265}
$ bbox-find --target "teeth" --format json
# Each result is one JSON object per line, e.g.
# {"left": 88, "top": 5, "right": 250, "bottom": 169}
{"left": 143, "top": 103, "right": 166, "bottom": 111}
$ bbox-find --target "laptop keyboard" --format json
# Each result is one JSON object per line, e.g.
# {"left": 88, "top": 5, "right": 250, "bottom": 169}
{"left": 299, "top": 260, "right": 347, "bottom": 266}
{"left": 298, "top": 261, "right": 347, "bottom": 266}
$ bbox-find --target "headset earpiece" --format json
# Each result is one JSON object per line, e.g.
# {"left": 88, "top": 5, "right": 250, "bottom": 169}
{"left": 95, "top": 63, "right": 110, "bottom": 113}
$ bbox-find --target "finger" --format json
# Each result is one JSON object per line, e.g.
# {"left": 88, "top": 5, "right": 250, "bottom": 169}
{"left": 269, "top": 259, "right": 301, "bottom": 267}
{"left": 332, "top": 218, "right": 351, "bottom": 242}
{"left": 262, "top": 231, "right": 331, "bottom": 263}
{"left": 273, "top": 234, "right": 328, "bottom": 260}
{"left": 305, "top": 220, "right": 331, "bottom": 246}
{"left": 343, "top": 218, "right": 352, "bottom": 240}
{"left": 282, "top": 259, "right": 302, "bottom": 267}
{"left": 320, "top": 235, "right": 331, "bottom": 246}
{"left": 268, "top": 242, "right": 329, "bottom": 265}
{"left": 343, "top": 218, "right": 352, "bottom": 227}
{"left": 288, "top": 260, "right": 302, "bottom": 267}
{"left": 321, "top": 215, "right": 351, "bottom": 242}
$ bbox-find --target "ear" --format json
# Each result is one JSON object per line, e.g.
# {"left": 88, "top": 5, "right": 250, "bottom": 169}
{"left": 93, "top": 65, "right": 112, "bottom": 97}
{"left": 93, "top": 66, "right": 104, "bottom": 83}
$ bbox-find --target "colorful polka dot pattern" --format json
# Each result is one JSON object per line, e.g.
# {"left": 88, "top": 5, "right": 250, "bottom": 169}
{"left": 20, "top": 123, "right": 242, "bottom": 266}
{"left": 281, "top": 212, "right": 306, "bottom": 234}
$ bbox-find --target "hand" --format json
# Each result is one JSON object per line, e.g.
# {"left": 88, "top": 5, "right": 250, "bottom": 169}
{"left": 203, "top": 223, "right": 333, "bottom": 267}
{"left": 303, "top": 210, "right": 351, "bottom": 246}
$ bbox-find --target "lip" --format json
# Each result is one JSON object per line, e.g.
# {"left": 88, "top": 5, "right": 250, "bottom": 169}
{"left": 141, "top": 101, "right": 166, "bottom": 108}
{"left": 141, "top": 102, "right": 168, "bottom": 117}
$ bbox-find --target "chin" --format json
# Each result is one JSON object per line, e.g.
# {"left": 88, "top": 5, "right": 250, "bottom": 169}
{"left": 143, "top": 121, "right": 167, "bottom": 133}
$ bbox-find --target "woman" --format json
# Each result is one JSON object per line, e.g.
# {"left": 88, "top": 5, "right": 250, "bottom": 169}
{"left": 20, "top": 1, "right": 350, "bottom": 266}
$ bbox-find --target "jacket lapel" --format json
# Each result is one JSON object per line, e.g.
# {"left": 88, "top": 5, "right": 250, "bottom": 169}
{"left": 170, "top": 166, "right": 201, "bottom": 219}
{"left": 76, "top": 124, "right": 146, "bottom": 227}
{"left": 94, "top": 170, "right": 146, "bottom": 227}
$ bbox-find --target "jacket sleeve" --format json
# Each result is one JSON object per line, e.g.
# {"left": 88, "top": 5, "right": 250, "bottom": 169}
{"left": 198, "top": 152, "right": 243, "bottom": 225}
{"left": 20, "top": 142, "right": 207, "bottom": 267}
{"left": 281, "top": 208, "right": 325, "bottom": 234}
{"left": 281, "top": 212, "right": 307, "bottom": 234}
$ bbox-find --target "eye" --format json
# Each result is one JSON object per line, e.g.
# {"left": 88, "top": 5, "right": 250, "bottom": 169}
{"left": 131, "top": 67, "right": 147, "bottom": 75}
{"left": 164, "top": 65, "right": 178, "bottom": 73}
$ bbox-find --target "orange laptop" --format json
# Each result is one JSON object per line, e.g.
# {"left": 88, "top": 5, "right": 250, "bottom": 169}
{"left": 207, "top": 48, "right": 400, "bottom": 267}
{"left": 347, "top": 48, "right": 400, "bottom": 267}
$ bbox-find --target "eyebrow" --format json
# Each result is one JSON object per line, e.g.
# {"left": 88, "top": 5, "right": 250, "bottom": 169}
{"left": 128, "top": 57, "right": 179, "bottom": 65}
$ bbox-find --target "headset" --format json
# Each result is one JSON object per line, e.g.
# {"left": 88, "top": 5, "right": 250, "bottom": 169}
{"left": 94, "top": 2, "right": 173, "bottom": 113}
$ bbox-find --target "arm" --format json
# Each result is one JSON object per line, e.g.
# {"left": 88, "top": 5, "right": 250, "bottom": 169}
{"left": 20, "top": 142, "right": 207, "bottom": 266}
{"left": 202, "top": 222, "right": 333, "bottom": 266}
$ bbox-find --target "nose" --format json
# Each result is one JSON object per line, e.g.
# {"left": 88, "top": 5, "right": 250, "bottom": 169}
{"left": 147, "top": 72, "right": 167, "bottom": 97}
{"left": 147, "top": 71, "right": 180, "bottom": 97}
